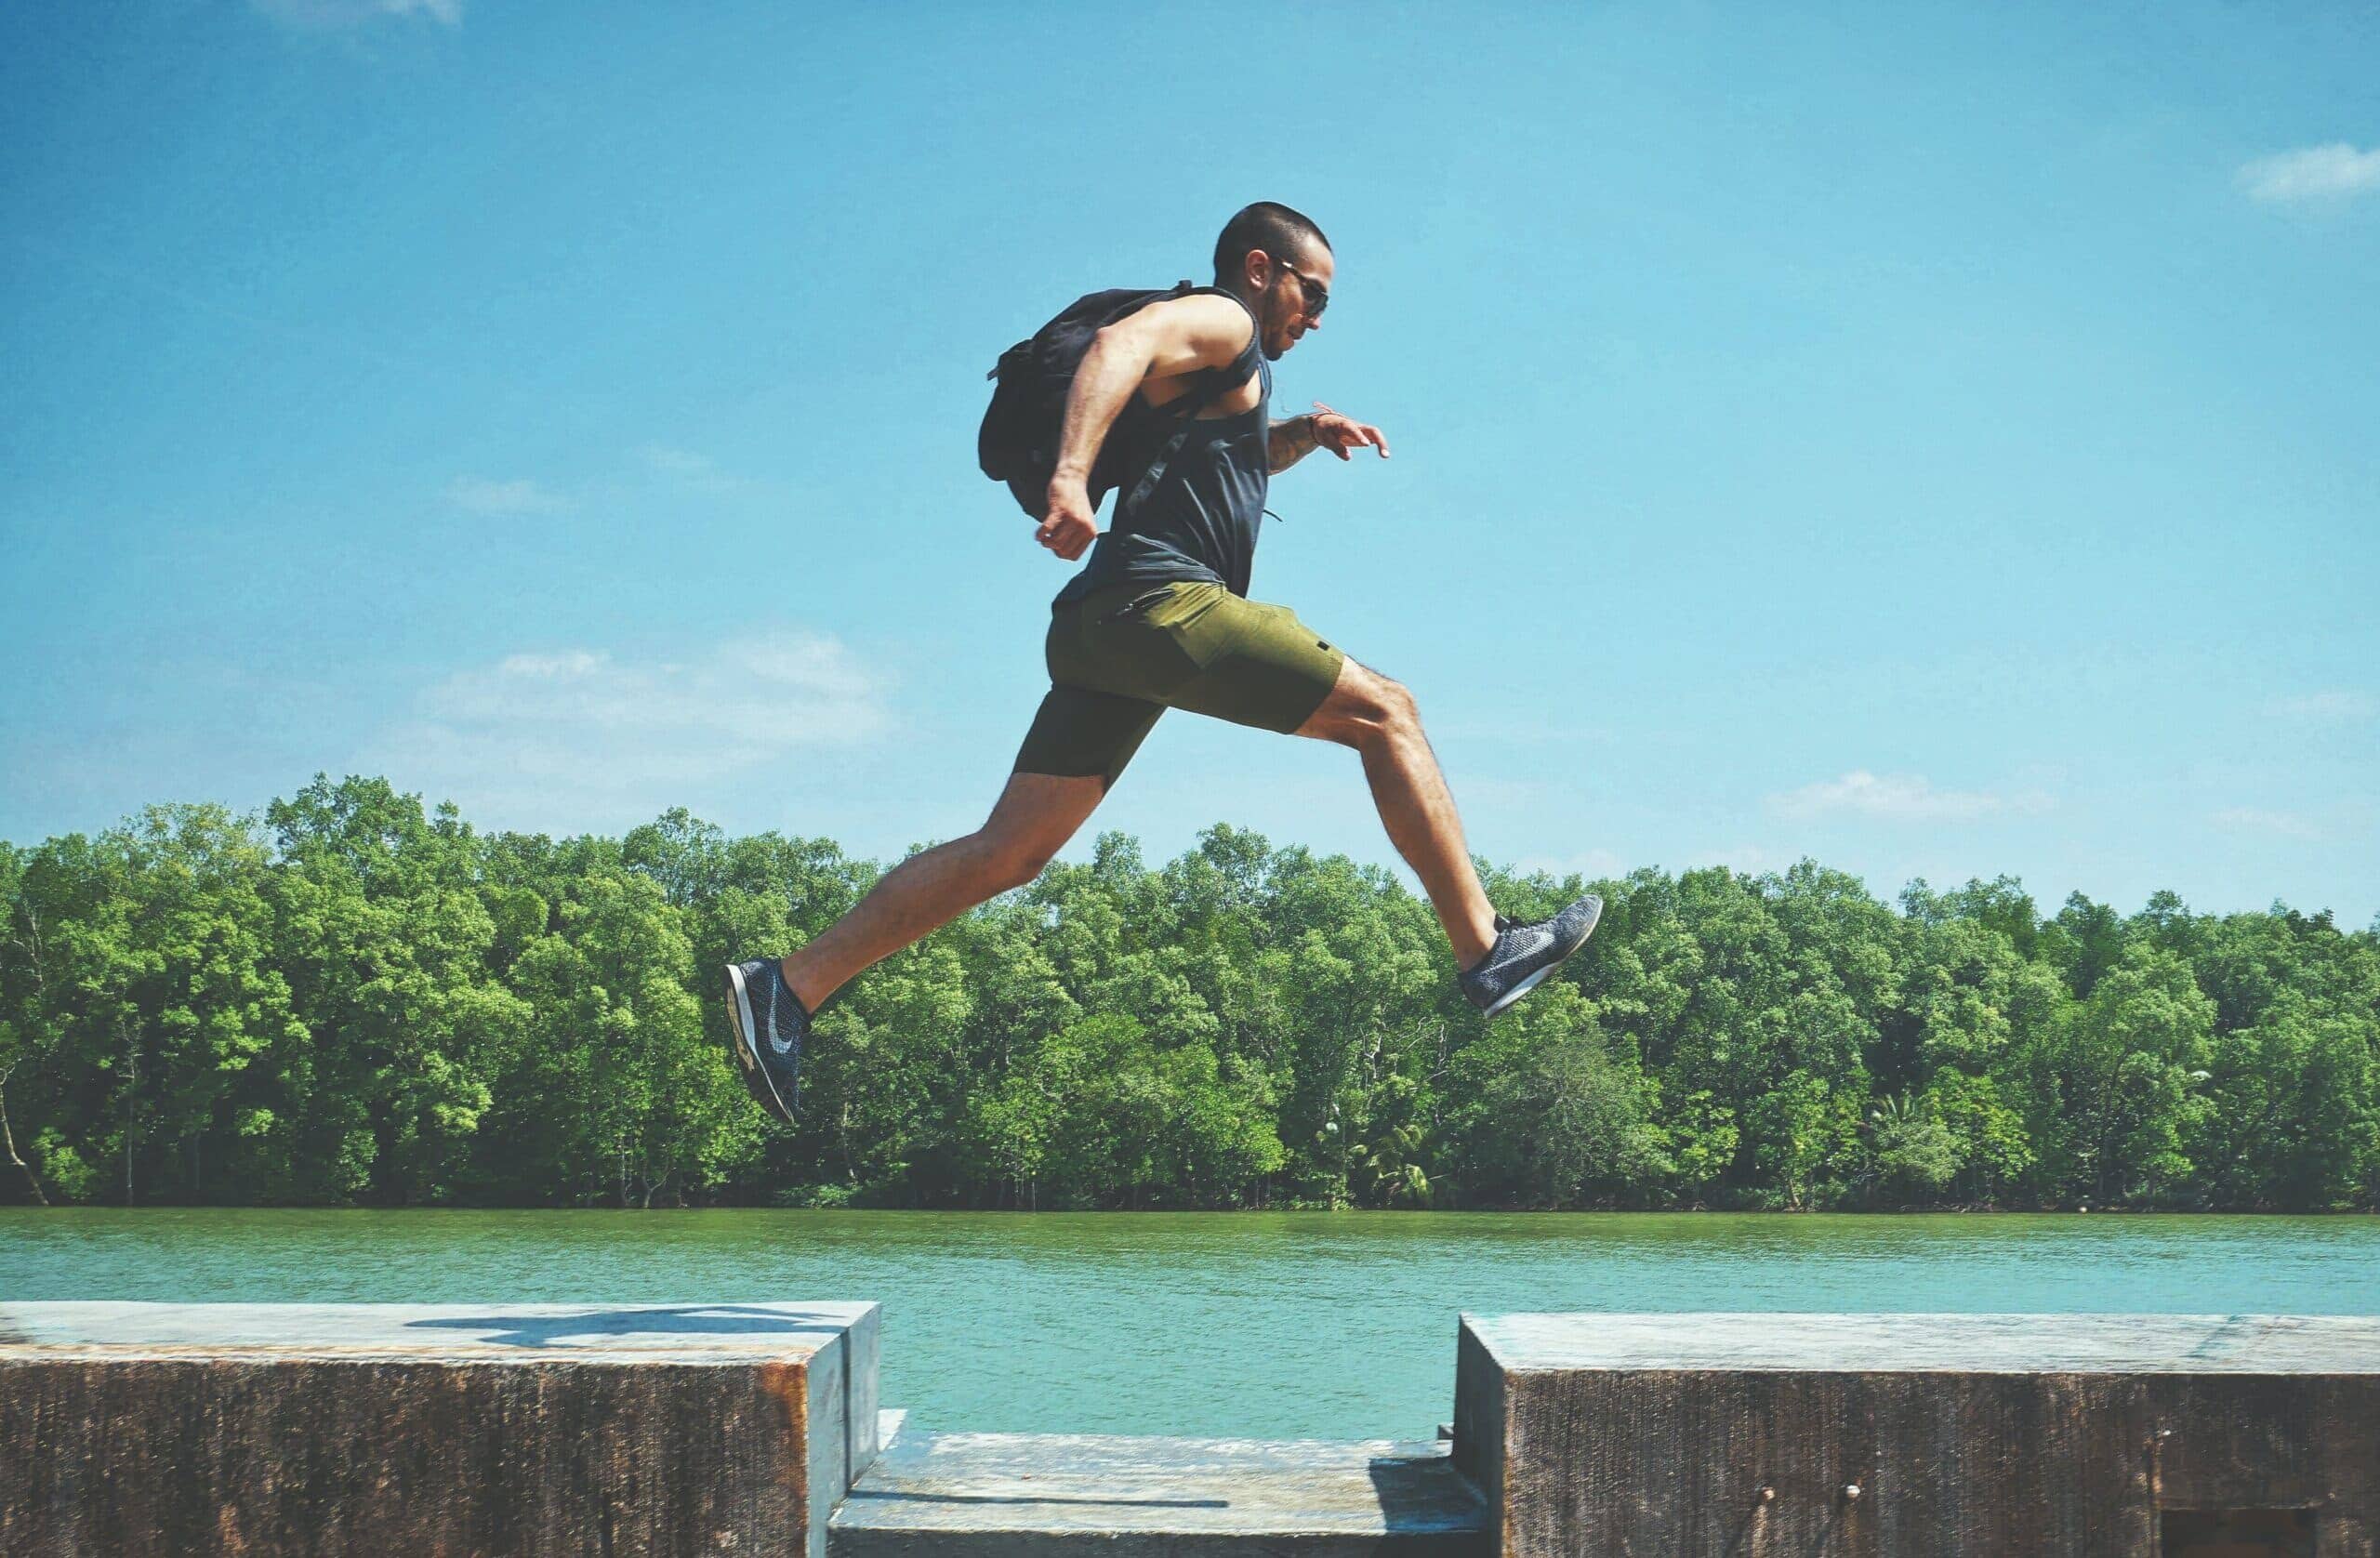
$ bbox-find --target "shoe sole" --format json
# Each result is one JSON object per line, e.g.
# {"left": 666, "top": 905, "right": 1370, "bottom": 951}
{"left": 1478, "top": 898, "right": 1605, "bottom": 1018}
{"left": 723, "top": 963, "right": 797, "bottom": 1126}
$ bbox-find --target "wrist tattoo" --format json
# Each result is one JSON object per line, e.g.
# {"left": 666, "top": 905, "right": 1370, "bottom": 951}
{"left": 1270, "top": 414, "right": 1326, "bottom": 473}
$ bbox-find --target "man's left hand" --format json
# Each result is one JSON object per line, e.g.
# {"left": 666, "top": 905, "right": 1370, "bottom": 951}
{"left": 1312, "top": 401, "right": 1391, "bottom": 461}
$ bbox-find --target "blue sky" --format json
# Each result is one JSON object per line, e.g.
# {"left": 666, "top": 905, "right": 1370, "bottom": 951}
{"left": 4, "top": 0, "right": 2374, "bottom": 923}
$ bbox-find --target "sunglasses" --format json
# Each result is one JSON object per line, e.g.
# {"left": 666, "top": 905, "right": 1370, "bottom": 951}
{"left": 1269, "top": 255, "right": 1329, "bottom": 321}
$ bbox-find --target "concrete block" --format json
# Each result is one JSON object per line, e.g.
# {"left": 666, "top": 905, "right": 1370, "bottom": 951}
{"left": 0, "top": 1300, "right": 881, "bottom": 1558}
{"left": 829, "top": 1421, "right": 1488, "bottom": 1557}
{"left": 1455, "top": 1313, "right": 2380, "bottom": 1557}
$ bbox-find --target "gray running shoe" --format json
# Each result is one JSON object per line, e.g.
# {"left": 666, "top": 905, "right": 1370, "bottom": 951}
{"left": 723, "top": 957, "right": 808, "bottom": 1124}
{"left": 1460, "top": 894, "right": 1604, "bottom": 1016}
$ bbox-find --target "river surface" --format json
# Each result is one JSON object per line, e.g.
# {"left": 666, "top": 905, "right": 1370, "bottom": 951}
{"left": 6, "top": 1209, "right": 2375, "bottom": 1440}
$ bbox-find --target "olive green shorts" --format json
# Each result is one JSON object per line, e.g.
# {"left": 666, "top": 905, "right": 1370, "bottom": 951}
{"left": 1013, "top": 578, "right": 1348, "bottom": 787}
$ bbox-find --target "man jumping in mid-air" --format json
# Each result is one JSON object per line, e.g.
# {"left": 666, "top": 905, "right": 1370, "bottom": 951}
{"left": 724, "top": 202, "right": 1601, "bottom": 1122}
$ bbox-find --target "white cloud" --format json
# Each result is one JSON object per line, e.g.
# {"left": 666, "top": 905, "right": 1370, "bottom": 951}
{"left": 641, "top": 444, "right": 715, "bottom": 477}
{"left": 2269, "top": 689, "right": 2375, "bottom": 721}
{"left": 2238, "top": 143, "right": 2380, "bottom": 206}
{"left": 1514, "top": 846, "right": 1627, "bottom": 879}
{"left": 363, "top": 631, "right": 892, "bottom": 823}
{"left": 445, "top": 476, "right": 569, "bottom": 517}
{"left": 2213, "top": 807, "right": 2322, "bottom": 841}
{"left": 1689, "top": 844, "right": 1788, "bottom": 874}
{"left": 639, "top": 442, "right": 766, "bottom": 498}
{"left": 1766, "top": 771, "right": 2044, "bottom": 824}
{"left": 1456, "top": 775, "right": 1549, "bottom": 808}
{"left": 251, "top": 0, "right": 461, "bottom": 29}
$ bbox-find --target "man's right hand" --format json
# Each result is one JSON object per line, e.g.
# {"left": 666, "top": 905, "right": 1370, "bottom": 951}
{"left": 1037, "top": 476, "right": 1099, "bottom": 561}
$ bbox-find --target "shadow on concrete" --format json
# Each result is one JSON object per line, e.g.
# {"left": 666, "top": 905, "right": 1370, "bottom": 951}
{"left": 845, "top": 1491, "right": 1227, "bottom": 1510}
{"left": 404, "top": 1303, "right": 855, "bottom": 1349}
{"left": 1366, "top": 1455, "right": 1490, "bottom": 1538}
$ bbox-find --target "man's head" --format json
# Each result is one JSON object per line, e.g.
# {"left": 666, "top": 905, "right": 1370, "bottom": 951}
{"left": 1213, "top": 201, "right": 1333, "bottom": 361}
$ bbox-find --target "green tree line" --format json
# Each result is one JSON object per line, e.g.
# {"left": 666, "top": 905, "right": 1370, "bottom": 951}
{"left": 3, "top": 775, "right": 2374, "bottom": 1211}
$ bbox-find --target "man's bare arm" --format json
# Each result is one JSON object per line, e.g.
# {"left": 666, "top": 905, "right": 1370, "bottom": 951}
{"left": 1050, "top": 295, "right": 1252, "bottom": 479}
{"left": 1036, "top": 294, "right": 1255, "bottom": 561}
{"left": 1268, "top": 414, "right": 1322, "bottom": 473}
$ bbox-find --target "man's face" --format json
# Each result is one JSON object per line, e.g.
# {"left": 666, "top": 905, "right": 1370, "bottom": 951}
{"left": 1255, "top": 245, "right": 1333, "bottom": 361}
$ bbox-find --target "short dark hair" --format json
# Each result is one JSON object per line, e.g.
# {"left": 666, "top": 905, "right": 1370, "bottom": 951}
{"left": 1212, "top": 202, "right": 1331, "bottom": 285}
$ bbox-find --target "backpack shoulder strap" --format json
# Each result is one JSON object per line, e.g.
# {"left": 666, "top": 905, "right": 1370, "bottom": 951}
{"left": 1114, "top": 288, "right": 1263, "bottom": 522}
{"left": 1179, "top": 284, "right": 1262, "bottom": 403}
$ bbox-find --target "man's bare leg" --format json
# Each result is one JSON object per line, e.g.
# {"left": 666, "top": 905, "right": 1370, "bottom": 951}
{"left": 779, "top": 771, "right": 1107, "bottom": 1011}
{"left": 1294, "top": 658, "right": 1499, "bottom": 968}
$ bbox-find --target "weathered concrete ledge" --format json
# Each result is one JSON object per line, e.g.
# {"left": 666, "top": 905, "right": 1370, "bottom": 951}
{"left": 1455, "top": 1312, "right": 2380, "bottom": 1557}
{"left": 829, "top": 1415, "right": 1487, "bottom": 1557}
{"left": 0, "top": 1300, "right": 880, "bottom": 1558}
{"left": 15, "top": 1304, "right": 2378, "bottom": 1556}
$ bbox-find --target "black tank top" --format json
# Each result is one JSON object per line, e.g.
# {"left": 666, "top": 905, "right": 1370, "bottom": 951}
{"left": 1052, "top": 304, "right": 1271, "bottom": 605}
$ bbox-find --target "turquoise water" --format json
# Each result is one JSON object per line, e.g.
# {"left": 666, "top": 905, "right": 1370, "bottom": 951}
{"left": 7, "top": 1209, "right": 2375, "bottom": 1440}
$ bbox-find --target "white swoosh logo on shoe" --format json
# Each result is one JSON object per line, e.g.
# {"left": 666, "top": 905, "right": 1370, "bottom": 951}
{"left": 1481, "top": 926, "right": 1556, "bottom": 980}
{"left": 763, "top": 984, "right": 797, "bottom": 1054}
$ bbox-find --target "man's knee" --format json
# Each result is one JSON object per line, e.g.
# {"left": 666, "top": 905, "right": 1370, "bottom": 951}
{"left": 1305, "top": 662, "right": 1421, "bottom": 748}
{"left": 1360, "top": 678, "right": 1421, "bottom": 747}
{"left": 957, "top": 827, "right": 1044, "bottom": 891}
{"left": 975, "top": 772, "right": 1104, "bottom": 889}
{"left": 985, "top": 841, "right": 1061, "bottom": 889}
{"left": 1374, "top": 674, "right": 1421, "bottom": 730}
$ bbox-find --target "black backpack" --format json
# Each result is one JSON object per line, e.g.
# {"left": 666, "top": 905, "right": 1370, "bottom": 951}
{"left": 978, "top": 282, "right": 1257, "bottom": 521}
